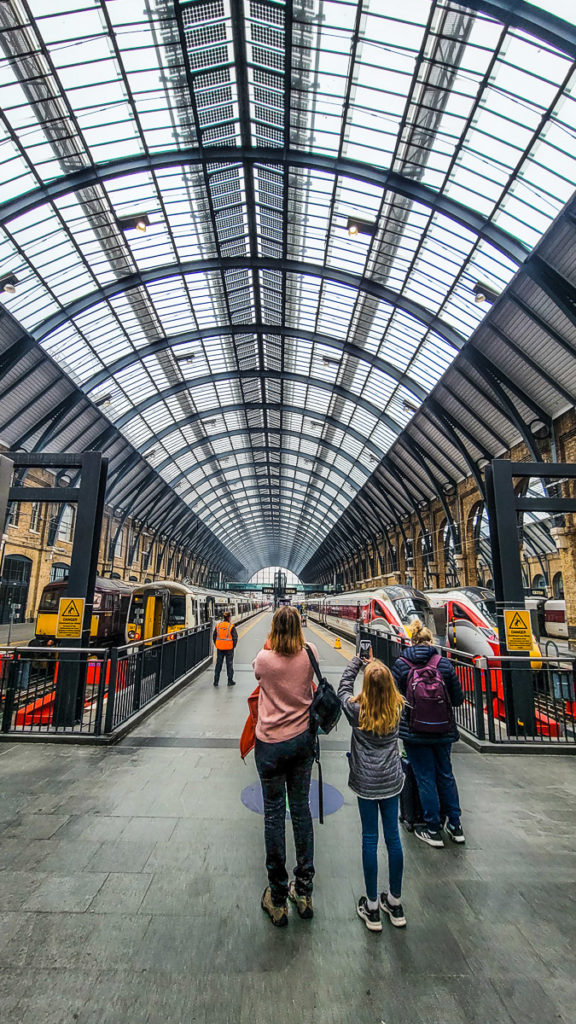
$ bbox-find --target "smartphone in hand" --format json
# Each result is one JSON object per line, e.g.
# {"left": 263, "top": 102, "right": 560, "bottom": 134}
{"left": 358, "top": 639, "right": 372, "bottom": 663}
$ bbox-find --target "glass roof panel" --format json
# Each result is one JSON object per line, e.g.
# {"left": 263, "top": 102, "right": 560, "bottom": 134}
{"left": 1, "top": 0, "right": 576, "bottom": 571}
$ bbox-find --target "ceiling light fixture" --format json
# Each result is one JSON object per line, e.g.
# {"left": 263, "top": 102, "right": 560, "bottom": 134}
{"left": 322, "top": 356, "right": 341, "bottom": 368}
{"left": 94, "top": 393, "right": 112, "bottom": 409}
{"left": 0, "top": 274, "right": 18, "bottom": 295}
{"left": 346, "top": 217, "right": 376, "bottom": 238}
{"left": 204, "top": 418, "right": 217, "bottom": 427}
{"left": 402, "top": 399, "right": 419, "bottom": 415}
{"left": 473, "top": 281, "right": 499, "bottom": 305}
{"left": 118, "top": 214, "right": 150, "bottom": 233}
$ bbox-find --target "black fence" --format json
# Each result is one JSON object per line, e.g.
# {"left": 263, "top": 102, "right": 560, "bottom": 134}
{"left": 360, "top": 626, "right": 576, "bottom": 747}
{"left": 0, "top": 622, "right": 211, "bottom": 738}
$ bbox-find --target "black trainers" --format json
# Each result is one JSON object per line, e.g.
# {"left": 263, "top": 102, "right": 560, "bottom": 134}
{"left": 227, "top": 680, "right": 236, "bottom": 686}
{"left": 288, "top": 881, "right": 313, "bottom": 919}
{"left": 357, "top": 896, "right": 382, "bottom": 932}
{"left": 379, "top": 892, "right": 406, "bottom": 928}
{"left": 414, "top": 825, "right": 444, "bottom": 848}
{"left": 213, "top": 681, "right": 219, "bottom": 687}
{"left": 445, "top": 821, "right": 466, "bottom": 844}
{"left": 261, "top": 887, "right": 288, "bottom": 927}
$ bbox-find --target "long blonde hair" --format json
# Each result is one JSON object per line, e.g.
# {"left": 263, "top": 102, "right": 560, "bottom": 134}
{"left": 350, "top": 659, "right": 404, "bottom": 736}
{"left": 267, "top": 606, "right": 305, "bottom": 656}
{"left": 410, "top": 618, "right": 434, "bottom": 645}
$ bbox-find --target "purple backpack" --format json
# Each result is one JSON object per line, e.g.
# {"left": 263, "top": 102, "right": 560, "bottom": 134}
{"left": 401, "top": 654, "right": 453, "bottom": 734}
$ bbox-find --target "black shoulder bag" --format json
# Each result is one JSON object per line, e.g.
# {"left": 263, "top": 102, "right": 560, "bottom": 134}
{"left": 305, "top": 644, "right": 342, "bottom": 824}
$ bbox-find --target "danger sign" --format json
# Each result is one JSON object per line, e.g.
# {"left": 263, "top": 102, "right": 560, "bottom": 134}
{"left": 56, "top": 597, "right": 85, "bottom": 640}
{"left": 504, "top": 608, "right": 532, "bottom": 652}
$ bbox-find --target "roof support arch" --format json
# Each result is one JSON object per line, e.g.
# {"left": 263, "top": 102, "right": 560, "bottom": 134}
{"left": 31, "top": 257, "right": 468, "bottom": 354}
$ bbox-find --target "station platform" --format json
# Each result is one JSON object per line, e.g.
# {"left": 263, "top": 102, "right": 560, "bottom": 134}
{"left": 0, "top": 611, "right": 574, "bottom": 1023}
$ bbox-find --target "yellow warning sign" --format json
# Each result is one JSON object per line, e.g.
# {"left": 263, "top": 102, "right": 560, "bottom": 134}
{"left": 56, "top": 597, "right": 85, "bottom": 640}
{"left": 504, "top": 609, "right": 532, "bottom": 652}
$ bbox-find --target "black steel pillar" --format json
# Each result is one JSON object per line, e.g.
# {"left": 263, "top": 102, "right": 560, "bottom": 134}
{"left": 53, "top": 453, "right": 107, "bottom": 727}
{"left": 485, "top": 460, "right": 534, "bottom": 734}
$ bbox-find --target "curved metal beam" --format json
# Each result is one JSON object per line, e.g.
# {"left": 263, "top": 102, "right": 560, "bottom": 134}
{"left": 113, "top": 368, "right": 402, "bottom": 437}
{"left": 460, "top": 1, "right": 576, "bottom": 59}
{"left": 171, "top": 445, "right": 360, "bottom": 494}
{"left": 136, "top": 402, "right": 386, "bottom": 462}
{"left": 0, "top": 148, "right": 528, "bottom": 265}
{"left": 157, "top": 429, "right": 363, "bottom": 483}
{"left": 82, "top": 325, "right": 428, "bottom": 403}
{"left": 31, "top": 257, "right": 467, "bottom": 354}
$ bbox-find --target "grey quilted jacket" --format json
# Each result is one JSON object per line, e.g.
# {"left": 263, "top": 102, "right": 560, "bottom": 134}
{"left": 337, "top": 656, "right": 404, "bottom": 800}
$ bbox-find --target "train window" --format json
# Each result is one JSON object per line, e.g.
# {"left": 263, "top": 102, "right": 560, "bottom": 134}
{"left": 373, "top": 601, "right": 389, "bottom": 619}
{"left": 169, "top": 596, "right": 187, "bottom": 625}
{"left": 391, "top": 596, "right": 420, "bottom": 625}
{"left": 452, "top": 604, "right": 470, "bottom": 620}
{"left": 462, "top": 590, "right": 498, "bottom": 627}
{"left": 130, "top": 595, "right": 145, "bottom": 626}
{"left": 38, "top": 589, "right": 59, "bottom": 612}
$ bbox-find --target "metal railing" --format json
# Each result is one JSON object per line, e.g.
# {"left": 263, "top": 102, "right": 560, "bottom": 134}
{"left": 359, "top": 626, "right": 576, "bottom": 747}
{"left": 0, "top": 622, "right": 211, "bottom": 738}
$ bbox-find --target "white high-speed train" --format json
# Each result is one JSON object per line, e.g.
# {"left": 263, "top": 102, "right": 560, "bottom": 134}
{"left": 307, "top": 585, "right": 433, "bottom": 642}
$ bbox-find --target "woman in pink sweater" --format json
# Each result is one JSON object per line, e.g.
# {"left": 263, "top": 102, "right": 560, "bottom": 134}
{"left": 252, "top": 606, "right": 319, "bottom": 927}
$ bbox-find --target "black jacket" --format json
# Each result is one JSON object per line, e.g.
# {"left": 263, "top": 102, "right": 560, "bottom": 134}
{"left": 392, "top": 644, "right": 464, "bottom": 745}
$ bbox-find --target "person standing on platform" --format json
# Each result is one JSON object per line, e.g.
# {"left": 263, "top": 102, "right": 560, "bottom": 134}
{"left": 252, "top": 605, "right": 318, "bottom": 927}
{"left": 338, "top": 650, "right": 406, "bottom": 932}
{"left": 213, "top": 610, "right": 238, "bottom": 687}
{"left": 392, "top": 620, "right": 465, "bottom": 848}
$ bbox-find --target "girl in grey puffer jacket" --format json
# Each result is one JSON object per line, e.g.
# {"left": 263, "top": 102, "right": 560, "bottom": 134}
{"left": 338, "top": 654, "right": 406, "bottom": 932}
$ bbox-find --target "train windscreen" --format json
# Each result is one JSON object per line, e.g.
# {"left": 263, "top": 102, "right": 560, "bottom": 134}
{"left": 463, "top": 589, "right": 498, "bottom": 628}
{"left": 389, "top": 596, "right": 420, "bottom": 626}
{"left": 38, "top": 588, "right": 60, "bottom": 612}
{"left": 168, "top": 595, "right": 187, "bottom": 626}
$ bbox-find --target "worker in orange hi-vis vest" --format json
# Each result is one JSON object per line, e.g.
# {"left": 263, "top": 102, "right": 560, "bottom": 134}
{"left": 213, "top": 610, "right": 238, "bottom": 687}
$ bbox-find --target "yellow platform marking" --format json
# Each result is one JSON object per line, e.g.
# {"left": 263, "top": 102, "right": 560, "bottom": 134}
{"left": 236, "top": 610, "right": 268, "bottom": 641}
{"left": 306, "top": 619, "right": 355, "bottom": 661}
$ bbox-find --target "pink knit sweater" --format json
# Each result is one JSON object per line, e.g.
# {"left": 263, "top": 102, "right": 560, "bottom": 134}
{"left": 252, "top": 643, "right": 319, "bottom": 743}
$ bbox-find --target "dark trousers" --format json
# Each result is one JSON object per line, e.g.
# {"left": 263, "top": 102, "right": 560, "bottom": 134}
{"left": 255, "top": 729, "right": 315, "bottom": 905}
{"left": 214, "top": 648, "right": 234, "bottom": 684}
{"left": 403, "top": 741, "right": 461, "bottom": 831}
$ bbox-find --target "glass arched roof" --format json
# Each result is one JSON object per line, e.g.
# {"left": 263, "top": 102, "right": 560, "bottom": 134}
{"left": 1, "top": 0, "right": 576, "bottom": 575}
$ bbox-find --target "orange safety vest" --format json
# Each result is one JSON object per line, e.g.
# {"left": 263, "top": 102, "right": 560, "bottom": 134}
{"left": 215, "top": 620, "right": 234, "bottom": 650}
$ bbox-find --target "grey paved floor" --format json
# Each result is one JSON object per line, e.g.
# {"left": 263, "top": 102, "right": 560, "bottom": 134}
{"left": 0, "top": 612, "right": 575, "bottom": 1023}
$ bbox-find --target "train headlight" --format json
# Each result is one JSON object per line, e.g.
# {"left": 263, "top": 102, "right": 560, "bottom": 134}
{"left": 128, "top": 630, "right": 135, "bottom": 639}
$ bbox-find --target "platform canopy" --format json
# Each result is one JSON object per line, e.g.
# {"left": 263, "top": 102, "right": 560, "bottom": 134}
{"left": 1, "top": 0, "right": 576, "bottom": 577}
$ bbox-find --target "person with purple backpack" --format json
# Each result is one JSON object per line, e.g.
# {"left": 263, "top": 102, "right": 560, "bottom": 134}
{"left": 392, "top": 620, "right": 465, "bottom": 848}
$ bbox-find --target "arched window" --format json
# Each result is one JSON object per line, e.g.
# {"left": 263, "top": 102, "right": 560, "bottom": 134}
{"left": 50, "top": 562, "right": 69, "bottom": 583}
{"left": 532, "top": 573, "right": 547, "bottom": 592}
{"left": 57, "top": 505, "right": 75, "bottom": 543}
{"left": 553, "top": 572, "right": 564, "bottom": 600}
{"left": 0, "top": 554, "right": 32, "bottom": 624}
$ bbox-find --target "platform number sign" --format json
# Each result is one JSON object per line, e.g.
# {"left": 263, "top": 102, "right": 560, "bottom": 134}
{"left": 56, "top": 598, "right": 85, "bottom": 640}
{"left": 503, "top": 609, "right": 532, "bottom": 652}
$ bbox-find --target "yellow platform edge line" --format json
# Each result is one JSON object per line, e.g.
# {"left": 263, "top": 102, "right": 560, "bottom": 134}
{"left": 306, "top": 619, "right": 354, "bottom": 661}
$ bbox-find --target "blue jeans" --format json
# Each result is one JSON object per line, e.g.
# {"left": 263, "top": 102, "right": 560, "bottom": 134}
{"left": 403, "top": 741, "right": 461, "bottom": 831}
{"left": 357, "top": 795, "right": 403, "bottom": 902}
{"left": 255, "top": 729, "right": 315, "bottom": 905}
